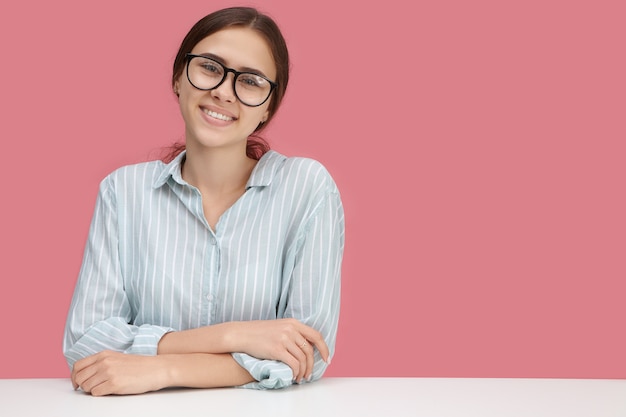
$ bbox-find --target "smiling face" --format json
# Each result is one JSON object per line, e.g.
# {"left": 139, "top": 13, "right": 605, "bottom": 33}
{"left": 175, "top": 27, "right": 277, "bottom": 154}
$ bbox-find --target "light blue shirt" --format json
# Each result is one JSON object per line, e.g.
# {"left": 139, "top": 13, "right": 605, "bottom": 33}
{"left": 63, "top": 150, "right": 344, "bottom": 389}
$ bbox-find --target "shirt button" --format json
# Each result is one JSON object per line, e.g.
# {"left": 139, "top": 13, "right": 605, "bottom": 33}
{"left": 209, "top": 237, "right": 217, "bottom": 245}
{"left": 206, "top": 294, "right": 214, "bottom": 302}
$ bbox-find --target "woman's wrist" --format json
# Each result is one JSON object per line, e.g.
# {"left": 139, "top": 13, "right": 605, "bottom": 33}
{"left": 220, "top": 321, "right": 244, "bottom": 353}
{"left": 155, "top": 354, "right": 177, "bottom": 389}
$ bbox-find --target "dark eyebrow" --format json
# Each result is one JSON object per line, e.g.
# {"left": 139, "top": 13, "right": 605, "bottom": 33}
{"left": 196, "top": 52, "right": 270, "bottom": 78}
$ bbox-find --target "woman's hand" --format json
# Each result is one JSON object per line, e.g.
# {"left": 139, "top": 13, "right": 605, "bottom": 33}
{"left": 229, "top": 318, "right": 330, "bottom": 383}
{"left": 71, "top": 351, "right": 168, "bottom": 396}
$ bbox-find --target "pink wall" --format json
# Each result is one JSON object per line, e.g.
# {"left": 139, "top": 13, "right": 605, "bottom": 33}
{"left": 1, "top": 0, "right": 624, "bottom": 379}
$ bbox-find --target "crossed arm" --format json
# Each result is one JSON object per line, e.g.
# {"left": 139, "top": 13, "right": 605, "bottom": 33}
{"left": 71, "top": 319, "right": 330, "bottom": 396}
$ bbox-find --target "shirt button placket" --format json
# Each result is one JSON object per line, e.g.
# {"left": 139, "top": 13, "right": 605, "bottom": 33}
{"left": 206, "top": 232, "right": 220, "bottom": 324}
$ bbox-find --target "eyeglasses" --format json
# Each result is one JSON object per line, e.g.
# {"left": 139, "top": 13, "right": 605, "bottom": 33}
{"left": 185, "top": 53, "right": 277, "bottom": 107}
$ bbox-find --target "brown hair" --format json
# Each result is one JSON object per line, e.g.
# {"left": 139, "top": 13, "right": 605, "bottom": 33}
{"left": 164, "top": 7, "right": 290, "bottom": 162}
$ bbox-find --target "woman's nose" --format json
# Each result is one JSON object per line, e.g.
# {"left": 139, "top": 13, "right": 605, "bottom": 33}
{"left": 211, "top": 73, "right": 236, "bottom": 103}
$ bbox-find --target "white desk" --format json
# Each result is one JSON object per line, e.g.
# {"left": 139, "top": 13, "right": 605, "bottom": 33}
{"left": 0, "top": 377, "right": 624, "bottom": 416}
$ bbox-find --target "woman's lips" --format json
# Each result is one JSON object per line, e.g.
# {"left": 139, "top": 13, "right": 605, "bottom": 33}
{"left": 203, "top": 108, "right": 235, "bottom": 121}
{"left": 199, "top": 105, "right": 238, "bottom": 126}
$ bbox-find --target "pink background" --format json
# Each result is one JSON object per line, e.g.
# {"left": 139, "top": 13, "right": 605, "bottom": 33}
{"left": 1, "top": 0, "right": 624, "bottom": 379}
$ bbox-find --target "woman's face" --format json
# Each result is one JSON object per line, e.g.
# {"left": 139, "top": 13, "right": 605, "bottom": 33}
{"left": 175, "top": 27, "right": 277, "bottom": 153}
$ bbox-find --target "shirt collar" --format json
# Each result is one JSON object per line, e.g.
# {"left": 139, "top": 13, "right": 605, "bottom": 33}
{"left": 246, "top": 150, "right": 285, "bottom": 188}
{"left": 152, "top": 149, "right": 286, "bottom": 189}
{"left": 152, "top": 150, "right": 187, "bottom": 189}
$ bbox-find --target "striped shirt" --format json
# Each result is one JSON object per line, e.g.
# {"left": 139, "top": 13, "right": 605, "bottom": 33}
{"left": 63, "top": 150, "right": 344, "bottom": 389}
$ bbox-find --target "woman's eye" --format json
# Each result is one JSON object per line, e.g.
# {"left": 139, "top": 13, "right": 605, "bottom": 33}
{"left": 199, "top": 60, "right": 223, "bottom": 75}
{"left": 239, "top": 75, "right": 265, "bottom": 88}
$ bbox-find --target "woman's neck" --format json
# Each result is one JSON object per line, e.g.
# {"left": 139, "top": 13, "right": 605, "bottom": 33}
{"left": 181, "top": 143, "right": 257, "bottom": 196}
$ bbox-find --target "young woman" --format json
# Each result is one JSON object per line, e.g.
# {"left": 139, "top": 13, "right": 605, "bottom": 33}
{"left": 63, "top": 7, "right": 344, "bottom": 396}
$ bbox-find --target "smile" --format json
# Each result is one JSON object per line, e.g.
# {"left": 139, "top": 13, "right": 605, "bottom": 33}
{"left": 203, "top": 108, "right": 235, "bottom": 121}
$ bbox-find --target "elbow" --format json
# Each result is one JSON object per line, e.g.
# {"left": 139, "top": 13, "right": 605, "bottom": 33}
{"left": 63, "top": 349, "right": 78, "bottom": 371}
{"left": 62, "top": 338, "right": 77, "bottom": 370}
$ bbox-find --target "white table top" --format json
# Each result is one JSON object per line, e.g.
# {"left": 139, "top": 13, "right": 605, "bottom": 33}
{"left": 0, "top": 377, "right": 624, "bottom": 417}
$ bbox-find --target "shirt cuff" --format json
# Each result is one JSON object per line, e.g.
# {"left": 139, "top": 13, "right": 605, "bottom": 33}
{"left": 124, "top": 325, "right": 174, "bottom": 356}
{"left": 231, "top": 352, "right": 294, "bottom": 389}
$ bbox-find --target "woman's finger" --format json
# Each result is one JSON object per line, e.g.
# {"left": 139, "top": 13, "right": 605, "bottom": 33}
{"left": 298, "top": 326, "right": 330, "bottom": 363}
{"left": 73, "top": 361, "right": 100, "bottom": 391}
{"left": 279, "top": 351, "right": 301, "bottom": 381}
{"left": 72, "top": 352, "right": 100, "bottom": 375}
{"left": 286, "top": 340, "right": 308, "bottom": 382}
{"left": 77, "top": 368, "right": 108, "bottom": 394}
{"left": 302, "top": 341, "right": 315, "bottom": 381}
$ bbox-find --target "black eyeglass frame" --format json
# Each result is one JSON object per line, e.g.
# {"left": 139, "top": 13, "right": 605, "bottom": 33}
{"left": 185, "top": 53, "right": 278, "bottom": 107}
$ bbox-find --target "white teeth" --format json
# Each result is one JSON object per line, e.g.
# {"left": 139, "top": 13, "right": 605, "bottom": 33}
{"left": 203, "top": 108, "right": 234, "bottom": 121}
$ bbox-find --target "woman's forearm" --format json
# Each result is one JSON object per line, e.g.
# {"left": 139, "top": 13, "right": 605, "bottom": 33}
{"left": 157, "top": 322, "right": 241, "bottom": 355}
{"left": 72, "top": 350, "right": 255, "bottom": 395}
{"left": 162, "top": 353, "right": 255, "bottom": 388}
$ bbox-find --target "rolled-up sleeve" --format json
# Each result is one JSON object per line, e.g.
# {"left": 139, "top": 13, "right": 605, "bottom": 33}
{"left": 233, "top": 181, "right": 345, "bottom": 389}
{"left": 63, "top": 175, "right": 173, "bottom": 369}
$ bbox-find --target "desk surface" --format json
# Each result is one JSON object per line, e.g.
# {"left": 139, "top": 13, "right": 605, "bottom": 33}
{"left": 0, "top": 377, "right": 624, "bottom": 417}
